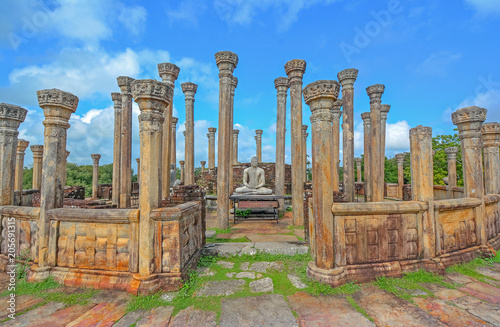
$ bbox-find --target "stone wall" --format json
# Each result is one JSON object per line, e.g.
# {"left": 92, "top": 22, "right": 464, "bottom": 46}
{"left": 64, "top": 186, "right": 85, "bottom": 199}
{"left": 433, "top": 185, "right": 464, "bottom": 200}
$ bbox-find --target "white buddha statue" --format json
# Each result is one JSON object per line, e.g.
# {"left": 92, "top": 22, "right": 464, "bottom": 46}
{"left": 234, "top": 156, "right": 273, "bottom": 195}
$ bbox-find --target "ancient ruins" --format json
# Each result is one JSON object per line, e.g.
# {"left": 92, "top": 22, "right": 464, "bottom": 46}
{"left": 0, "top": 50, "right": 499, "bottom": 294}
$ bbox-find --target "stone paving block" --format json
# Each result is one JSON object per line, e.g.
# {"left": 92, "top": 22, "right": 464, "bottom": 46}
{"left": 413, "top": 296, "right": 489, "bottom": 326}
{"left": 197, "top": 267, "right": 215, "bottom": 277}
{"left": 226, "top": 272, "right": 235, "bottom": 278}
{"left": 353, "top": 285, "right": 446, "bottom": 326}
{"left": 0, "top": 295, "right": 44, "bottom": 320}
{"left": 196, "top": 279, "right": 245, "bottom": 297}
{"left": 477, "top": 266, "right": 500, "bottom": 280}
{"left": 460, "top": 281, "right": 500, "bottom": 305}
{"left": 269, "top": 262, "right": 284, "bottom": 271}
{"left": 202, "top": 243, "right": 254, "bottom": 257}
{"left": 112, "top": 309, "right": 146, "bottom": 327}
{"left": 218, "top": 260, "right": 234, "bottom": 269}
{"left": 2, "top": 302, "right": 65, "bottom": 327}
{"left": 220, "top": 294, "right": 297, "bottom": 327}
{"left": 66, "top": 302, "right": 127, "bottom": 327}
{"left": 422, "top": 283, "right": 467, "bottom": 301}
{"left": 205, "top": 230, "right": 216, "bottom": 238}
{"left": 240, "top": 245, "right": 258, "bottom": 255}
{"left": 240, "top": 262, "right": 250, "bottom": 270}
{"left": 249, "top": 262, "right": 270, "bottom": 272}
{"left": 452, "top": 295, "right": 500, "bottom": 326}
{"left": 288, "top": 292, "right": 375, "bottom": 327}
{"left": 253, "top": 242, "right": 308, "bottom": 255}
{"left": 236, "top": 272, "right": 256, "bottom": 279}
{"left": 135, "top": 306, "right": 173, "bottom": 327}
{"left": 247, "top": 234, "right": 299, "bottom": 242}
{"left": 89, "top": 290, "right": 130, "bottom": 304}
{"left": 445, "top": 272, "right": 478, "bottom": 285}
{"left": 287, "top": 274, "right": 307, "bottom": 289}
{"left": 169, "top": 306, "right": 217, "bottom": 327}
{"left": 250, "top": 277, "right": 273, "bottom": 293}
{"left": 27, "top": 303, "right": 96, "bottom": 327}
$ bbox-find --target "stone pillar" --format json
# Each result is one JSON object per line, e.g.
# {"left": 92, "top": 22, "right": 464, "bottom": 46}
{"left": 395, "top": 153, "right": 405, "bottom": 200}
{"left": 355, "top": 157, "right": 362, "bottom": 183}
{"left": 14, "top": 139, "right": 29, "bottom": 193}
{"left": 255, "top": 129, "right": 263, "bottom": 162}
{"left": 158, "top": 63, "right": 180, "bottom": 199}
{"left": 366, "top": 84, "right": 385, "bottom": 202}
{"left": 37, "top": 89, "right": 78, "bottom": 267}
{"left": 303, "top": 80, "right": 340, "bottom": 270}
{"left": 179, "top": 160, "right": 185, "bottom": 184}
{"left": 171, "top": 117, "right": 178, "bottom": 170}
{"left": 302, "top": 125, "right": 308, "bottom": 182}
{"left": 331, "top": 99, "right": 342, "bottom": 191}
{"left": 131, "top": 79, "right": 171, "bottom": 276}
{"left": 63, "top": 150, "right": 69, "bottom": 188}
{"left": 181, "top": 82, "right": 198, "bottom": 185}
{"left": 338, "top": 68, "right": 358, "bottom": 202}
{"left": 200, "top": 161, "right": 206, "bottom": 172}
{"left": 136, "top": 158, "right": 140, "bottom": 185}
{"left": 274, "top": 77, "right": 289, "bottom": 211}
{"left": 207, "top": 127, "right": 216, "bottom": 169}
{"left": 452, "top": 106, "right": 488, "bottom": 245}
{"left": 111, "top": 92, "right": 122, "bottom": 207}
{"left": 285, "top": 59, "right": 306, "bottom": 226}
{"left": 117, "top": 76, "right": 135, "bottom": 208}
{"left": 361, "top": 112, "right": 372, "bottom": 202}
{"left": 409, "top": 125, "right": 435, "bottom": 259}
{"left": 233, "top": 129, "right": 239, "bottom": 165}
{"left": 0, "top": 104, "right": 27, "bottom": 206}
{"left": 444, "top": 147, "right": 458, "bottom": 198}
{"left": 380, "top": 104, "right": 390, "bottom": 178}
{"left": 31, "top": 145, "right": 43, "bottom": 190}
{"left": 215, "top": 51, "right": 238, "bottom": 229}
{"left": 228, "top": 77, "right": 238, "bottom": 198}
{"left": 481, "top": 123, "right": 500, "bottom": 195}
{"left": 91, "top": 154, "right": 101, "bottom": 198}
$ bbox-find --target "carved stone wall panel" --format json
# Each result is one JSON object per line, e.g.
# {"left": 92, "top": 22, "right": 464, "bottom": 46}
{"left": 438, "top": 208, "right": 477, "bottom": 254}
{"left": 485, "top": 199, "right": 499, "bottom": 241}
{"left": 161, "top": 221, "right": 180, "bottom": 273}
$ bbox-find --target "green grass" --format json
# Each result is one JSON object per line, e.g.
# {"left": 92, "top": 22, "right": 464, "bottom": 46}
{"left": 445, "top": 255, "right": 499, "bottom": 283}
{"left": 0, "top": 276, "right": 61, "bottom": 297}
{"left": 207, "top": 227, "right": 232, "bottom": 234}
{"left": 206, "top": 236, "right": 251, "bottom": 243}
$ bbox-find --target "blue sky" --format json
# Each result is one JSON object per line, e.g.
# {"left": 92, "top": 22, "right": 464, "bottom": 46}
{"left": 0, "top": 0, "right": 499, "bottom": 169}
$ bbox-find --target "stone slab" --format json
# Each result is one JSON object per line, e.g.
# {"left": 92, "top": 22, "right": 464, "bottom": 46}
{"left": 135, "top": 306, "right": 173, "bottom": 327}
{"left": 196, "top": 279, "right": 245, "bottom": 297}
{"left": 287, "top": 292, "right": 375, "bottom": 327}
{"left": 460, "top": 282, "right": 500, "bottom": 305}
{"left": 353, "top": 285, "right": 446, "bottom": 326}
{"left": 205, "top": 230, "right": 216, "bottom": 238}
{"left": 247, "top": 234, "right": 299, "bottom": 242}
{"left": 169, "top": 306, "right": 217, "bottom": 327}
{"left": 452, "top": 295, "right": 500, "bottom": 326}
{"left": 89, "top": 290, "right": 130, "bottom": 304}
{"left": 220, "top": 294, "right": 297, "bottom": 327}
{"left": 287, "top": 274, "right": 307, "bottom": 289}
{"left": 112, "top": 309, "right": 146, "bottom": 327}
{"left": 218, "top": 261, "right": 235, "bottom": 269}
{"left": 66, "top": 302, "right": 127, "bottom": 327}
{"left": 3, "top": 302, "right": 65, "bottom": 327}
{"left": 422, "top": 283, "right": 467, "bottom": 301}
{"left": 236, "top": 272, "right": 256, "bottom": 279}
{"left": 25, "top": 303, "right": 96, "bottom": 327}
{"left": 477, "top": 266, "right": 500, "bottom": 280}
{"left": 413, "top": 296, "right": 489, "bottom": 326}
{"left": 250, "top": 277, "right": 273, "bottom": 293}
{"left": 202, "top": 243, "right": 254, "bottom": 257}
{"left": 240, "top": 262, "right": 250, "bottom": 270}
{"left": 445, "top": 272, "right": 478, "bottom": 285}
{"left": 249, "top": 262, "right": 270, "bottom": 273}
{"left": 0, "top": 295, "right": 44, "bottom": 320}
{"left": 253, "top": 242, "right": 308, "bottom": 255}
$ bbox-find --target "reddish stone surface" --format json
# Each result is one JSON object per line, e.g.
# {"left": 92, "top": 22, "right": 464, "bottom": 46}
{"left": 413, "top": 296, "right": 489, "bottom": 326}
{"left": 169, "top": 306, "right": 217, "bottom": 327}
{"left": 33, "top": 303, "right": 97, "bottom": 327}
{"left": 459, "top": 282, "right": 500, "bottom": 305}
{"left": 65, "top": 302, "right": 127, "bottom": 327}
{"left": 135, "top": 306, "right": 173, "bottom": 327}
{"left": 0, "top": 295, "right": 44, "bottom": 320}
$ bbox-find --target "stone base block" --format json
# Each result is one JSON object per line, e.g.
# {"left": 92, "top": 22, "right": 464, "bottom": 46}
{"left": 488, "top": 234, "right": 500, "bottom": 251}
{"left": 438, "top": 245, "right": 495, "bottom": 267}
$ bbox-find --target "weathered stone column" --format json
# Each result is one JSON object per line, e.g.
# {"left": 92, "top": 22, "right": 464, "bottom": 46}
{"left": 395, "top": 153, "right": 405, "bottom": 200}
{"left": 380, "top": 104, "right": 390, "bottom": 177}
{"left": 90, "top": 153, "right": 101, "bottom": 198}
{"left": 171, "top": 117, "right": 178, "bottom": 170}
{"left": 355, "top": 157, "right": 362, "bottom": 183}
{"left": 409, "top": 125, "right": 435, "bottom": 259}
{"left": 14, "top": 139, "right": 29, "bottom": 193}
{"left": 215, "top": 51, "right": 238, "bottom": 229}
{"left": 232, "top": 129, "right": 239, "bottom": 165}
{"left": 285, "top": 59, "right": 306, "bottom": 226}
{"left": 302, "top": 125, "right": 308, "bottom": 182}
{"left": 452, "top": 107, "right": 488, "bottom": 246}
{"left": 338, "top": 69, "right": 358, "bottom": 202}
{"left": 207, "top": 127, "right": 216, "bottom": 169}
{"left": 63, "top": 151, "right": 69, "bottom": 188}
{"left": 136, "top": 158, "right": 140, "bottom": 185}
{"left": 179, "top": 160, "right": 185, "bottom": 184}
{"left": 158, "top": 63, "right": 180, "bottom": 199}
{"left": 366, "top": 84, "right": 385, "bottom": 202}
{"left": 331, "top": 99, "right": 342, "bottom": 191}
{"left": 117, "top": 76, "right": 135, "bottom": 208}
{"left": 111, "top": 92, "right": 122, "bottom": 207}
{"left": 131, "top": 79, "right": 171, "bottom": 276}
{"left": 444, "top": 147, "right": 458, "bottom": 198}
{"left": 304, "top": 80, "right": 339, "bottom": 270}
{"left": 200, "top": 161, "right": 206, "bottom": 172}
{"left": 481, "top": 123, "right": 500, "bottom": 195}
{"left": 228, "top": 77, "right": 238, "bottom": 198}
{"left": 274, "top": 77, "right": 289, "bottom": 211}
{"left": 30, "top": 145, "right": 43, "bottom": 190}
{"left": 361, "top": 112, "right": 372, "bottom": 202}
{"left": 181, "top": 82, "right": 198, "bottom": 185}
{"left": 0, "top": 104, "right": 27, "bottom": 206}
{"left": 37, "top": 89, "right": 78, "bottom": 267}
{"left": 255, "top": 129, "right": 263, "bottom": 162}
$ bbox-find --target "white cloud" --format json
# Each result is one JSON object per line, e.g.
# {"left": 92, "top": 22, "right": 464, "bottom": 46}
{"left": 117, "top": 4, "right": 147, "bottom": 36}
{"left": 464, "top": 0, "right": 500, "bottom": 15}
{"left": 385, "top": 120, "right": 411, "bottom": 153}
{"left": 417, "top": 51, "right": 462, "bottom": 77}
{"left": 166, "top": 0, "right": 208, "bottom": 26}
{"left": 455, "top": 89, "right": 500, "bottom": 122}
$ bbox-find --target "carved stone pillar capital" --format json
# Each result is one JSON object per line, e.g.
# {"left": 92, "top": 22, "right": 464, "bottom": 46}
{"left": 38, "top": 89, "right": 78, "bottom": 129}
{"left": 303, "top": 80, "right": 340, "bottom": 121}
{"left": 274, "top": 77, "right": 290, "bottom": 93}
{"left": 91, "top": 153, "right": 101, "bottom": 165}
{"left": 337, "top": 68, "right": 359, "bottom": 89}
{"left": 181, "top": 82, "right": 198, "bottom": 99}
{"left": 481, "top": 122, "right": 500, "bottom": 148}
{"left": 452, "top": 106, "right": 487, "bottom": 140}
{"left": 284, "top": 59, "right": 306, "bottom": 83}
{"left": 215, "top": 51, "right": 238, "bottom": 73}
{"left": 117, "top": 76, "right": 135, "bottom": 95}
{"left": 0, "top": 103, "right": 28, "bottom": 132}
{"left": 172, "top": 117, "right": 178, "bottom": 126}
{"left": 395, "top": 153, "right": 405, "bottom": 165}
{"left": 30, "top": 145, "right": 43, "bottom": 157}
{"left": 132, "top": 79, "right": 171, "bottom": 118}
{"left": 233, "top": 129, "right": 239, "bottom": 136}
{"left": 355, "top": 157, "right": 363, "bottom": 165}
{"left": 361, "top": 112, "right": 371, "bottom": 125}
{"left": 16, "top": 139, "right": 29, "bottom": 154}
{"left": 444, "top": 147, "right": 459, "bottom": 160}
{"left": 157, "top": 62, "right": 180, "bottom": 86}
{"left": 366, "top": 84, "right": 385, "bottom": 105}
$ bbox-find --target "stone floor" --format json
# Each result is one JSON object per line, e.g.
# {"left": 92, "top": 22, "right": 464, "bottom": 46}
{"left": 3, "top": 259, "right": 500, "bottom": 326}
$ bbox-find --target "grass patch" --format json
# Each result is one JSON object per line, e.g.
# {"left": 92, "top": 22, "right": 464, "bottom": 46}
{"left": 0, "top": 276, "right": 61, "bottom": 297}
{"left": 374, "top": 270, "right": 455, "bottom": 302}
{"left": 207, "top": 227, "right": 232, "bottom": 234}
{"left": 445, "top": 256, "right": 497, "bottom": 283}
{"left": 206, "top": 236, "right": 251, "bottom": 243}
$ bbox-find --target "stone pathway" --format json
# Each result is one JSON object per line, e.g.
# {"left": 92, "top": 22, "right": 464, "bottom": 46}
{"left": 3, "top": 258, "right": 500, "bottom": 326}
